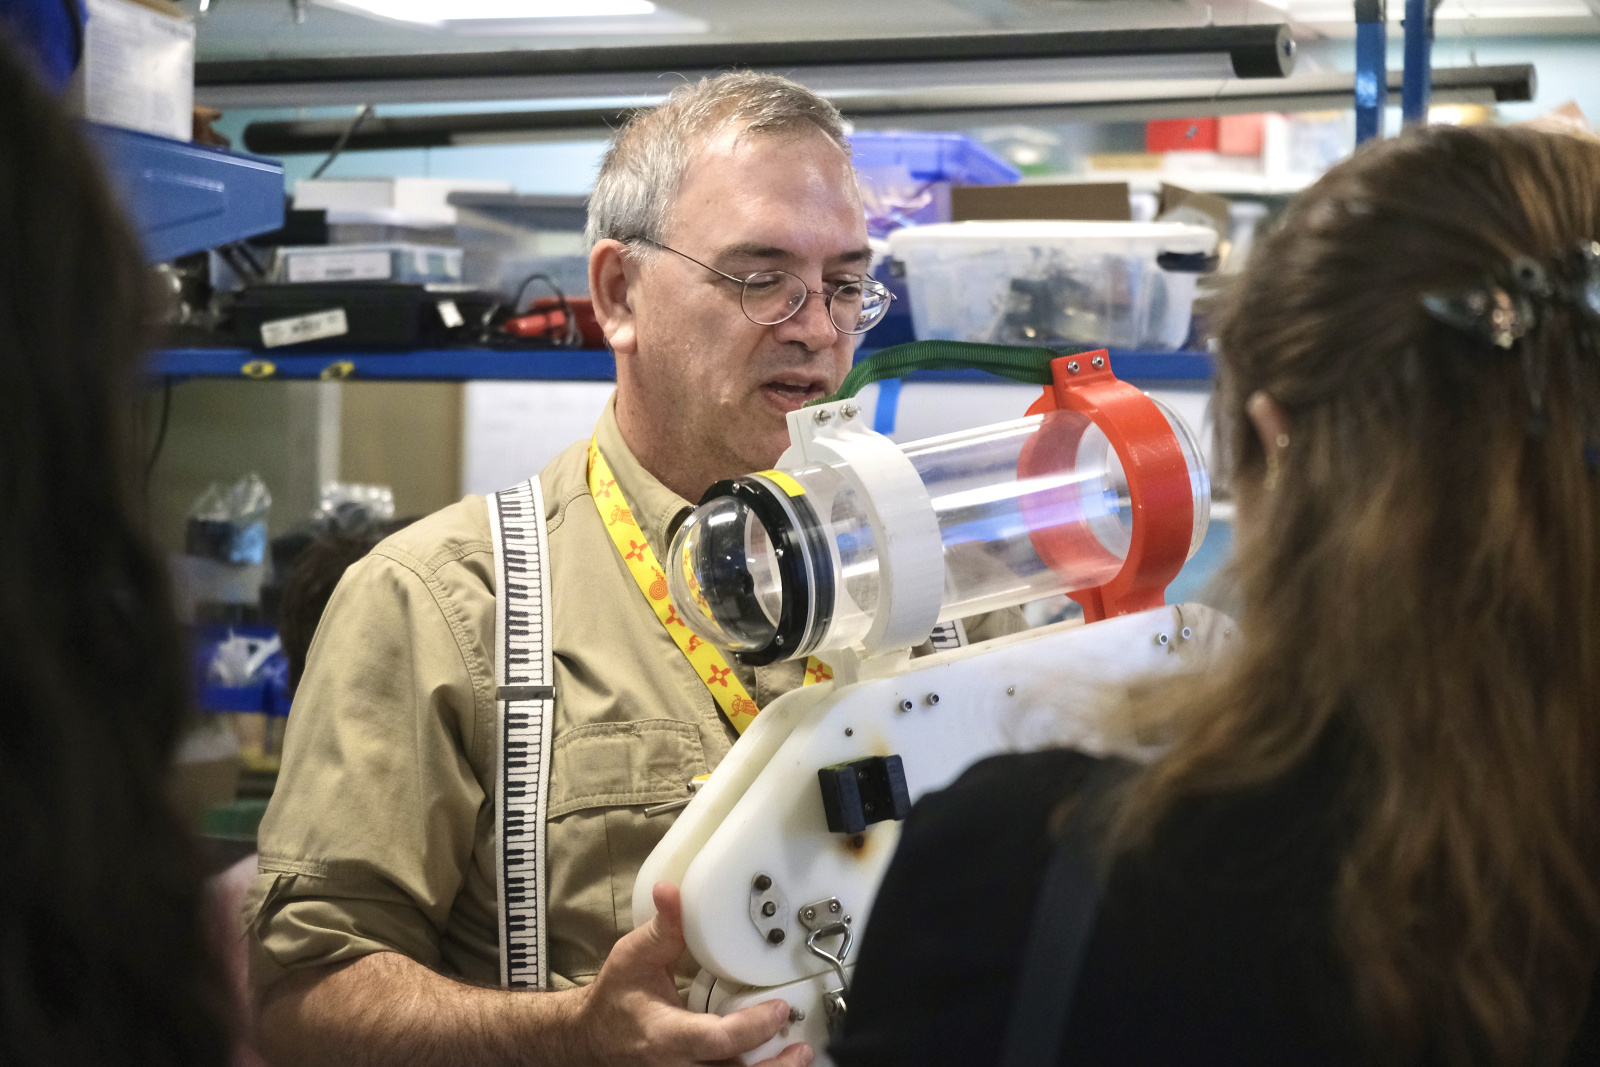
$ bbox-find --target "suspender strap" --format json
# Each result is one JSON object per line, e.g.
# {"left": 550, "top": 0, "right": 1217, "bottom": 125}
{"left": 488, "top": 477, "right": 555, "bottom": 991}
{"left": 998, "top": 761, "right": 1126, "bottom": 1067}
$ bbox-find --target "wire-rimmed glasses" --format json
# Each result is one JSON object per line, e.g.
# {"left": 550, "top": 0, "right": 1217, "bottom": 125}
{"left": 633, "top": 237, "right": 894, "bottom": 336}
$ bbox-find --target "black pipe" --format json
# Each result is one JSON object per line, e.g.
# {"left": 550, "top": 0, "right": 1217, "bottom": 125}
{"left": 203, "top": 23, "right": 1294, "bottom": 90}
{"left": 242, "top": 64, "right": 1534, "bottom": 157}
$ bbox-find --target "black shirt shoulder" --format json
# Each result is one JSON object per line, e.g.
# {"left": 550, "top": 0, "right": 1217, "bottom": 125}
{"left": 833, "top": 749, "right": 1100, "bottom": 1067}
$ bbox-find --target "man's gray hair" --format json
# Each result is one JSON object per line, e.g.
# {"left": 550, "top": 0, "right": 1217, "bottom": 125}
{"left": 585, "top": 71, "right": 851, "bottom": 249}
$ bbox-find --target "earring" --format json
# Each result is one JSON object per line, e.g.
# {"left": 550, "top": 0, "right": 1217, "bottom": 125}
{"left": 1263, "top": 433, "right": 1289, "bottom": 492}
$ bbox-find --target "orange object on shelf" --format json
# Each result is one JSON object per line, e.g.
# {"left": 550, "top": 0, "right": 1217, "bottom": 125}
{"left": 1218, "top": 114, "right": 1267, "bottom": 157}
{"left": 1146, "top": 118, "right": 1219, "bottom": 153}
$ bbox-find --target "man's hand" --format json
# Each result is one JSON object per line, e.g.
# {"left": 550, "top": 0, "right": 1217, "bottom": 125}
{"left": 256, "top": 883, "right": 812, "bottom": 1067}
{"left": 570, "top": 882, "right": 813, "bottom": 1067}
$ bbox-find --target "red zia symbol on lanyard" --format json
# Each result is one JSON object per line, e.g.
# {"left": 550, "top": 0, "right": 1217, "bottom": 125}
{"left": 706, "top": 665, "right": 731, "bottom": 687}
{"left": 625, "top": 540, "right": 648, "bottom": 562}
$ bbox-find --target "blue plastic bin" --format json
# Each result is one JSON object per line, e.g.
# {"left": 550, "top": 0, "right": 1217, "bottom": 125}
{"left": 849, "top": 131, "right": 1021, "bottom": 186}
{"left": 850, "top": 131, "right": 1020, "bottom": 238}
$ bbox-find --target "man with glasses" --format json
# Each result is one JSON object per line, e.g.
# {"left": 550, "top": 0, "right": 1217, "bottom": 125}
{"left": 246, "top": 71, "right": 1018, "bottom": 1067}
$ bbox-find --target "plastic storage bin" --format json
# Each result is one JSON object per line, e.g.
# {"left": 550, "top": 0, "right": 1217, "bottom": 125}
{"left": 850, "top": 131, "right": 1020, "bottom": 237}
{"left": 887, "top": 221, "right": 1218, "bottom": 351}
{"left": 274, "top": 243, "right": 463, "bottom": 285}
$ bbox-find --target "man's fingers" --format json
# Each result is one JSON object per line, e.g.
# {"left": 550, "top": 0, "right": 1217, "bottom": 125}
{"left": 752, "top": 1043, "right": 816, "bottom": 1067}
{"left": 608, "top": 881, "right": 689, "bottom": 973}
{"left": 671, "top": 998, "right": 792, "bottom": 1061}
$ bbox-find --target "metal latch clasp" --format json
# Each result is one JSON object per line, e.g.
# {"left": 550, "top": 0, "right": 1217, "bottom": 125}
{"left": 798, "top": 898, "right": 853, "bottom": 1036}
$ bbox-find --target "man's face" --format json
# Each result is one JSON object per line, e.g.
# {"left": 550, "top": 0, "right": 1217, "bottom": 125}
{"left": 620, "top": 127, "right": 869, "bottom": 478}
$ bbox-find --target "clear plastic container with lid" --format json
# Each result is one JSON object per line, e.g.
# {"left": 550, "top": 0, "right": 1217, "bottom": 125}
{"left": 887, "top": 220, "right": 1219, "bottom": 351}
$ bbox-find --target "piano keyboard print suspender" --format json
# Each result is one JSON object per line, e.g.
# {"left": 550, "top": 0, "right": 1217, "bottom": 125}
{"left": 488, "top": 477, "right": 555, "bottom": 991}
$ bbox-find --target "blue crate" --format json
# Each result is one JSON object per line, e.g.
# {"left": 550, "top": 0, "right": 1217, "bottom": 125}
{"left": 850, "top": 131, "right": 1021, "bottom": 186}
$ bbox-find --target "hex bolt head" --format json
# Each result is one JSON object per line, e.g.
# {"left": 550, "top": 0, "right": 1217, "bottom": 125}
{"left": 1091, "top": 355, "right": 1106, "bottom": 369}
{"left": 767, "top": 928, "right": 786, "bottom": 945}
{"left": 813, "top": 409, "right": 834, "bottom": 425}
{"left": 841, "top": 403, "right": 859, "bottom": 419}
{"left": 762, "top": 901, "right": 777, "bottom": 917}
{"left": 899, "top": 698, "right": 914, "bottom": 712}
{"left": 753, "top": 874, "right": 772, "bottom": 892}
{"left": 1067, "top": 360, "right": 1081, "bottom": 374}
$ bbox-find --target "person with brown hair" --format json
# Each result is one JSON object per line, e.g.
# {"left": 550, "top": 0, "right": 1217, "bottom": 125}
{"left": 833, "top": 123, "right": 1600, "bottom": 1066}
{"left": 0, "top": 37, "right": 233, "bottom": 1067}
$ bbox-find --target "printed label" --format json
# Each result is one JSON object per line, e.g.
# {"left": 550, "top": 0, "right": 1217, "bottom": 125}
{"left": 260, "top": 308, "right": 349, "bottom": 349}
{"left": 285, "top": 250, "right": 392, "bottom": 283}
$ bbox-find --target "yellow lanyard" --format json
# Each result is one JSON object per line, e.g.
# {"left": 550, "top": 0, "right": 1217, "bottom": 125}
{"left": 588, "top": 440, "right": 831, "bottom": 735}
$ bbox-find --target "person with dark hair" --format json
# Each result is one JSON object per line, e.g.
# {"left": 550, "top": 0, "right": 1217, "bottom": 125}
{"left": 275, "top": 519, "right": 416, "bottom": 692}
{"left": 0, "top": 41, "right": 232, "bottom": 1067}
{"left": 833, "top": 124, "right": 1600, "bottom": 1066}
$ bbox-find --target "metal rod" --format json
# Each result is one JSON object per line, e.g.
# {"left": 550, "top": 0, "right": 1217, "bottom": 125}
{"left": 1355, "top": 0, "right": 1388, "bottom": 144}
{"left": 198, "top": 24, "right": 1294, "bottom": 109}
{"left": 1402, "top": 0, "right": 1437, "bottom": 127}
{"left": 241, "top": 65, "right": 1535, "bottom": 157}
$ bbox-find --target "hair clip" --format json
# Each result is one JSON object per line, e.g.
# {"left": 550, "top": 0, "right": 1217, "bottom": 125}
{"left": 1421, "top": 243, "right": 1600, "bottom": 351}
{"left": 1422, "top": 257, "right": 1548, "bottom": 351}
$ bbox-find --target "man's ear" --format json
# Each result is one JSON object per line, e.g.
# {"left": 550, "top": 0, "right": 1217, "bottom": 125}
{"left": 590, "top": 239, "right": 638, "bottom": 357}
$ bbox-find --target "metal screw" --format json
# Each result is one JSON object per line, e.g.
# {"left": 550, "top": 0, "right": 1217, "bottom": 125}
{"left": 844, "top": 915, "right": 852, "bottom": 924}
{"left": 1006, "top": 685, "right": 1016, "bottom": 696}
{"left": 841, "top": 403, "right": 859, "bottom": 419}
{"left": 813, "top": 409, "right": 834, "bottom": 425}
{"left": 828, "top": 900, "right": 841, "bottom": 914}
{"left": 767, "top": 928, "right": 786, "bottom": 945}
{"left": 1155, "top": 633, "right": 1170, "bottom": 646}
{"left": 774, "top": 635, "right": 785, "bottom": 647}
{"left": 762, "top": 901, "right": 777, "bottom": 917}
{"left": 1091, "top": 355, "right": 1106, "bottom": 369}
{"left": 753, "top": 874, "right": 772, "bottom": 892}
{"left": 898, "top": 698, "right": 914, "bottom": 712}
{"left": 1181, "top": 626, "right": 1193, "bottom": 640}
{"left": 1066, "top": 360, "right": 1081, "bottom": 374}
{"left": 926, "top": 693, "right": 940, "bottom": 706}
{"left": 801, "top": 906, "right": 815, "bottom": 922}
{"left": 788, "top": 1008, "right": 806, "bottom": 1023}
{"left": 844, "top": 727, "right": 853, "bottom": 737}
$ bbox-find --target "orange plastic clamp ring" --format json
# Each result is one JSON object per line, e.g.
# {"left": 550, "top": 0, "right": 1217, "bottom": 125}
{"left": 1018, "top": 351, "right": 1194, "bottom": 622}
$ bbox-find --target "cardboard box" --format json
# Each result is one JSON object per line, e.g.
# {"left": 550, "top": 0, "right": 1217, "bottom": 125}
{"left": 950, "top": 182, "right": 1132, "bottom": 223}
{"left": 80, "top": 0, "right": 194, "bottom": 141}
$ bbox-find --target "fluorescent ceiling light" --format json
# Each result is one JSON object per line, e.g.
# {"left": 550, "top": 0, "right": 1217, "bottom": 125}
{"left": 323, "top": 0, "right": 654, "bottom": 24}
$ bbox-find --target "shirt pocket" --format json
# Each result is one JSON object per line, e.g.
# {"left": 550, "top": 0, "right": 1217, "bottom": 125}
{"left": 546, "top": 718, "right": 707, "bottom": 818}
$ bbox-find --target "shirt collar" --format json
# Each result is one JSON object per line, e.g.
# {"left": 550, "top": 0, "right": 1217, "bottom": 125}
{"left": 592, "top": 394, "right": 693, "bottom": 562}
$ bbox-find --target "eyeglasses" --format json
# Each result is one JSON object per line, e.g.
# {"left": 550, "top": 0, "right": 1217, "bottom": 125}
{"left": 632, "top": 237, "right": 894, "bottom": 336}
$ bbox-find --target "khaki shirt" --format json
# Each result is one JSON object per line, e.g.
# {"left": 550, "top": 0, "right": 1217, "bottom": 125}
{"left": 245, "top": 397, "right": 1024, "bottom": 992}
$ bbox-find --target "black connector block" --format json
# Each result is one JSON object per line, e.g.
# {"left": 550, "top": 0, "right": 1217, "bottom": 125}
{"left": 817, "top": 755, "right": 912, "bottom": 835}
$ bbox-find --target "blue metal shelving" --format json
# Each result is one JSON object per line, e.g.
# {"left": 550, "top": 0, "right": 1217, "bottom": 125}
{"left": 87, "top": 124, "right": 285, "bottom": 263}
{"left": 148, "top": 346, "right": 1214, "bottom": 384}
